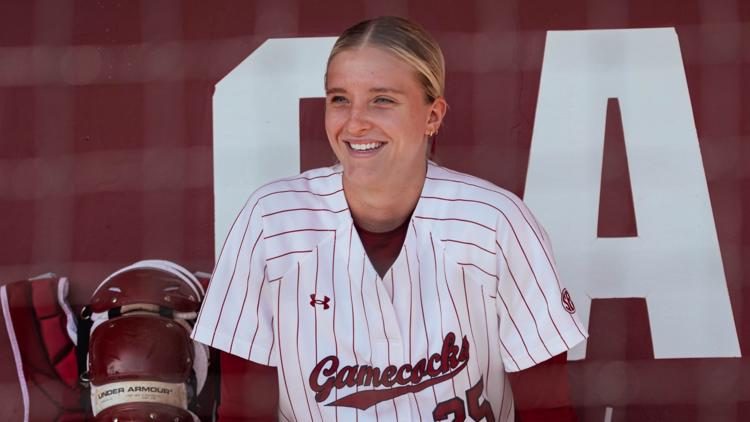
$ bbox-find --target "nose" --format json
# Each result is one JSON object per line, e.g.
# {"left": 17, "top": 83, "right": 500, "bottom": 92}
{"left": 344, "top": 102, "right": 371, "bottom": 136}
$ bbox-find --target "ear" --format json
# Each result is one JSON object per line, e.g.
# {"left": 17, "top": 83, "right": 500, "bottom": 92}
{"left": 426, "top": 97, "right": 448, "bottom": 134}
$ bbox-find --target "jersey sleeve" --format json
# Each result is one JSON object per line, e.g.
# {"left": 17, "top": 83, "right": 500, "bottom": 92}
{"left": 493, "top": 199, "right": 587, "bottom": 372}
{"left": 191, "top": 194, "right": 277, "bottom": 366}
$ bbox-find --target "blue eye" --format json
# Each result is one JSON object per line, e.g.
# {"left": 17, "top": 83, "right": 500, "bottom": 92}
{"left": 329, "top": 96, "right": 348, "bottom": 104}
{"left": 374, "top": 97, "right": 395, "bottom": 105}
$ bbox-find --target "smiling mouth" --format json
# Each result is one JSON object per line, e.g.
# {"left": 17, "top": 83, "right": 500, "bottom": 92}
{"left": 346, "top": 141, "right": 384, "bottom": 152}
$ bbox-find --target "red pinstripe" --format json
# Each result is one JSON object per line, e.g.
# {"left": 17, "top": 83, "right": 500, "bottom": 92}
{"left": 404, "top": 248, "right": 414, "bottom": 361}
{"left": 266, "top": 277, "right": 274, "bottom": 365}
{"left": 259, "top": 188, "right": 343, "bottom": 201}
{"left": 262, "top": 207, "right": 349, "bottom": 218}
{"left": 429, "top": 233, "right": 456, "bottom": 398}
{"left": 345, "top": 225, "right": 360, "bottom": 422}
{"left": 266, "top": 318, "right": 276, "bottom": 365}
{"left": 442, "top": 249, "right": 471, "bottom": 387}
{"left": 364, "top": 254, "right": 380, "bottom": 422}
{"left": 312, "top": 250, "right": 325, "bottom": 422}
{"left": 256, "top": 169, "right": 341, "bottom": 187}
{"left": 389, "top": 268, "right": 396, "bottom": 309}
{"left": 374, "top": 272, "right": 399, "bottom": 421}
{"left": 390, "top": 267, "right": 404, "bottom": 420}
{"left": 374, "top": 273, "right": 391, "bottom": 365}
{"left": 458, "top": 262, "right": 498, "bottom": 279}
{"left": 266, "top": 315, "right": 274, "bottom": 365}
{"left": 229, "top": 231, "right": 264, "bottom": 351}
{"left": 412, "top": 220, "right": 439, "bottom": 407}
{"left": 264, "top": 228, "right": 335, "bottom": 240}
{"left": 281, "top": 170, "right": 341, "bottom": 183}
{"left": 496, "top": 242, "right": 554, "bottom": 356}
{"left": 331, "top": 232, "right": 340, "bottom": 422}
{"left": 496, "top": 291, "right": 537, "bottom": 365}
{"left": 389, "top": 267, "right": 395, "bottom": 300}
{"left": 415, "top": 215, "right": 494, "bottom": 232}
{"left": 403, "top": 247, "right": 423, "bottom": 421}
{"left": 441, "top": 238, "right": 496, "bottom": 255}
{"left": 461, "top": 269, "right": 478, "bottom": 386}
{"left": 296, "top": 264, "right": 316, "bottom": 421}
{"left": 245, "top": 169, "right": 338, "bottom": 200}
{"left": 277, "top": 268, "right": 298, "bottom": 422}
{"left": 358, "top": 251, "right": 376, "bottom": 421}
{"left": 499, "top": 339, "right": 520, "bottom": 371}
{"left": 266, "top": 249, "right": 313, "bottom": 261}
{"left": 480, "top": 286, "right": 493, "bottom": 382}
{"left": 245, "top": 265, "right": 267, "bottom": 360}
{"left": 314, "top": 248, "right": 320, "bottom": 365}
{"left": 359, "top": 253, "right": 374, "bottom": 352}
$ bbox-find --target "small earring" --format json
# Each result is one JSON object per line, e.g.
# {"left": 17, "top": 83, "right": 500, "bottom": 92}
{"left": 426, "top": 129, "right": 435, "bottom": 137}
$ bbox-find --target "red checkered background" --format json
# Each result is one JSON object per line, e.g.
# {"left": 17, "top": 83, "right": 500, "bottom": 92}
{"left": 1, "top": 0, "right": 748, "bottom": 420}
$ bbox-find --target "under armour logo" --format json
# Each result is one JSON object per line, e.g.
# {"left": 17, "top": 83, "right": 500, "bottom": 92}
{"left": 310, "top": 294, "right": 331, "bottom": 310}
{"left": 561, "top": 288, "right": 576, "bottom": 314}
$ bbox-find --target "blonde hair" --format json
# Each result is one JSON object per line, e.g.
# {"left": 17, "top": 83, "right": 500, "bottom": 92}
{"left": 326, "top": 16, "right": 445, "bottom": 103}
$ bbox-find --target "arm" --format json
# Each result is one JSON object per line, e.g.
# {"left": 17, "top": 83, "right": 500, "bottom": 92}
{"left": 507, "top": 352, "right": 577, "bottom": 422}
{"left": 492, "top": 196, "right": 587, "bottom": 421}
{"left": 190, "top": 193, "right": 280, "bottom": 419}
{"left": 218, "top": 352, "right": 279, "bottom": 422}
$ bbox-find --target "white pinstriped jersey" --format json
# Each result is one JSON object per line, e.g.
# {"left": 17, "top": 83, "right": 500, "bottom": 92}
{"left": 192, "top": 162, "right": 588, "bottom": 421}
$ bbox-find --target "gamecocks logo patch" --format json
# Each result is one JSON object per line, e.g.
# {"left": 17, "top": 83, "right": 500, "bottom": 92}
{"left": 561, "top": 288, "right": 576, "bottom": 314}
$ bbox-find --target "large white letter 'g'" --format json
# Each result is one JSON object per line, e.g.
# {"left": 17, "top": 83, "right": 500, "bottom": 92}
{"left": 213, "top": 37, "right": 336, "bottom": 251}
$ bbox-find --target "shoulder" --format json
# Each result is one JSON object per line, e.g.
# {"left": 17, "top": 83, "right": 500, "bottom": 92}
{"left": 248, "top": 166, "right": 348, "bottom": 281}
{"left": 251, "top": 165, "right": 343, "bottom": 200}
{"left": 423, "top": 162, "right": 535, "bottom": 225}
{"left": 242, "top": 165, "right": 345, "bottom": 213}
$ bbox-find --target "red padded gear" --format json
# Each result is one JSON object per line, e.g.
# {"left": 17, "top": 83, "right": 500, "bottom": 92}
{"left": 89, "top": 314, "right": 193, "bottom": 385}
{"left": 1, "top": 277, "right": 83, "bottom": 421}
{"left": 90, "top": 268, "right": 201, "bottom": 314}
{"left": 94, "top": 402, "right": 197, "bottom": 422}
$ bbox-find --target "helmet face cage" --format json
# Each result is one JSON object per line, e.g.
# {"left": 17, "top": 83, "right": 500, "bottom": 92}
{"left": 85, "top": 260, "right": 208, "bottom": 420}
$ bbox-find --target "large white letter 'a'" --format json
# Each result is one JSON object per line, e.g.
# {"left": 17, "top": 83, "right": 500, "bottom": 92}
{"left": 524, "top": 28, "right": 740, "bottom": 360}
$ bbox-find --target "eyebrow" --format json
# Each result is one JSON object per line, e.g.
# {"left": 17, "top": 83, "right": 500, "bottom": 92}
{"left": 370, "top": 87, "right": 406, "bottom": 95}
{"left": 325, "top": 87, "right": 406, "bottom": 95}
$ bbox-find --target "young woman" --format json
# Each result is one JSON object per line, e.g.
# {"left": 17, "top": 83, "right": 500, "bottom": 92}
{"left": 193, "top": 16, "right": 587, "bottom": 421}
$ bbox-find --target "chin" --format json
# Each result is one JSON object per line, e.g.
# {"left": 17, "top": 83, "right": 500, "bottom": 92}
{"left": 342, "top": 163, "right": 386, "bottom": 185}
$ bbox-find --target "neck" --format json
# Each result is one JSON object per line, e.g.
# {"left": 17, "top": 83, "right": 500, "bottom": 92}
{"left": 344, "top": 162, "right": 427, "bottom": 233}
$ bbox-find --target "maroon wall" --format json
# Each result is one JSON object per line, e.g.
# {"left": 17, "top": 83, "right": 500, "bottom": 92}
{"left": 1, "top": 0, "right": 748, "bottom": 420}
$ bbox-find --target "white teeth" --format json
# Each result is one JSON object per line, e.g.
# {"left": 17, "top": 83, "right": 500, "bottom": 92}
{"left": 349, "top": 142, "right": 382, "bottom": 151}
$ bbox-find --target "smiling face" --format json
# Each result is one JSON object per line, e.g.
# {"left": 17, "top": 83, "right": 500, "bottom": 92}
{"left": 325, "top": 46, "right": 446, "bottom": 192}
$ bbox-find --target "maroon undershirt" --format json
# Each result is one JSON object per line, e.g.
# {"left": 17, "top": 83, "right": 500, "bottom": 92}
{"left": 354, "top": 216, "right": 410, "bottom": 278}
{"left": 217, "top": 216, "right": 576, "bottom": 421}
